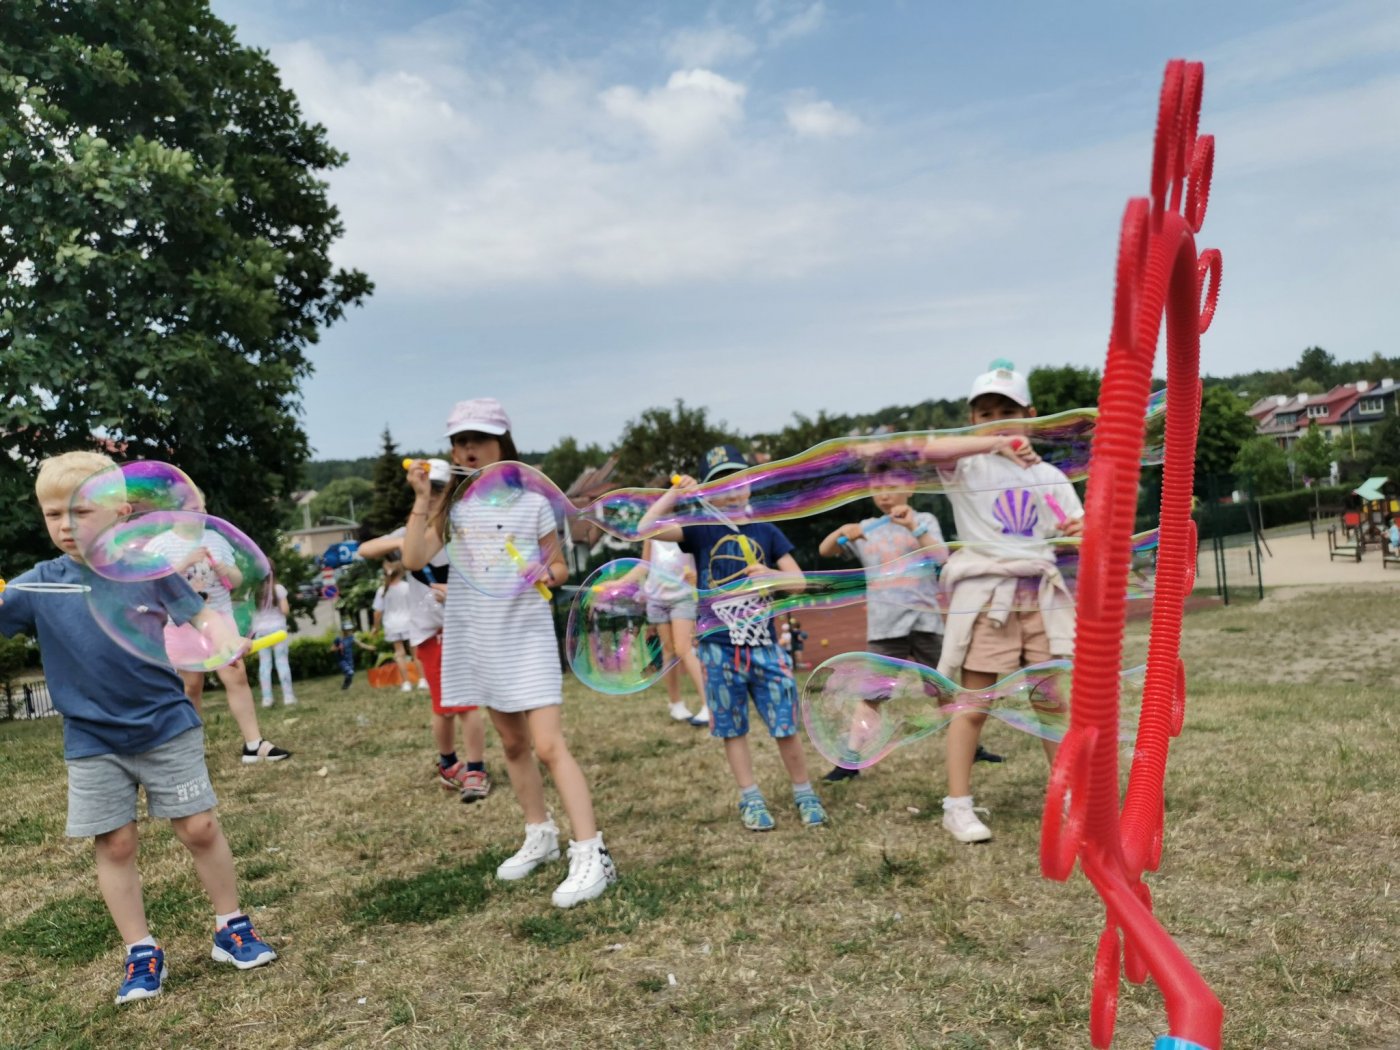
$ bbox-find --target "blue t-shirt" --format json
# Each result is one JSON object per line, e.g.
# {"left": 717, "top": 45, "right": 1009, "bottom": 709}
{"left": 679, "top": 522, "right": 794, "bottom": 648}
{"left": 0, "top": 556, "right": 205, "bottom": 759}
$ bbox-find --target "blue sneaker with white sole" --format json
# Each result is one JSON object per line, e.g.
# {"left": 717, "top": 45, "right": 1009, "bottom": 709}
{"left": 115, "top": 944, "right": 165, "bottom": 1004}
{"left": 738, "top": 795, "right": 775, "bottom": 831}
{"left": 211, "top": 915, "right": 277, "bottom": 970}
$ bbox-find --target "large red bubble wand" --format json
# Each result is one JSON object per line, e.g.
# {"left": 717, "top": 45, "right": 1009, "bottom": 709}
{"left": 1039, "top": 60, "right": 1223, "bottom": 1049}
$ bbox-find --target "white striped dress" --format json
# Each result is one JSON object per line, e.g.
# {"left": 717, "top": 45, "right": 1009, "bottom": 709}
{"left": 439, "top": 488, "right": 561, "bottom": 711}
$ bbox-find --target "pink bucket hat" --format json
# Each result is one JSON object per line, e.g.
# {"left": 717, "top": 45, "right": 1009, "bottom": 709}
{"left": 443, "top": 397, "right": 511, "bottom": 438}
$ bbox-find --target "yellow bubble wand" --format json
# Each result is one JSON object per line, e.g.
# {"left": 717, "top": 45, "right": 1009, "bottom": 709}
{"left": 503, "top": 537, "right": 552, "bottom": 601}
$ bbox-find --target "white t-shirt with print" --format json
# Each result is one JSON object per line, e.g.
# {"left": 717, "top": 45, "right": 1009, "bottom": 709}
{"left": 939, "top": 454, "right": 1083, "bottom": 561}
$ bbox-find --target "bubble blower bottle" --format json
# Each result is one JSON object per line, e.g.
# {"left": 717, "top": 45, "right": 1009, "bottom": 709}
{"left": 503, "top": 536, "right": 552, "bottom": 601}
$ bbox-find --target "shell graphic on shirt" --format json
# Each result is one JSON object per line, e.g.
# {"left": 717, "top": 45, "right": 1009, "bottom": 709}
{"left": 992, "top": 489, "right": 1040, "bottom": 537}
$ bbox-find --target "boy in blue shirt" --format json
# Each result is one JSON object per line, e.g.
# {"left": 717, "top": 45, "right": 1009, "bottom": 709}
{"left": 639, "top": 445, "right": 827, "bottom": 831}
{"left": 0, "top": 452, "right": 277, "bottom": 1004}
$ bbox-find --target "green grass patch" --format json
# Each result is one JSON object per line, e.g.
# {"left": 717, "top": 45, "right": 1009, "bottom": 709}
{"left": 346, "top": 849, "right": 503, "bottom": 926}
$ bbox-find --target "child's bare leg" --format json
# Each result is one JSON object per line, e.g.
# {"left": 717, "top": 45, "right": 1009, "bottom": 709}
{"left": 392, "top": 641, "right": 411, "bottom": 678}
{"left": 215, "top": 662, "right": 264, "bottom": 745}
{"left": 774, "top": 734, "right": 812, "bottom": 785}
{"left": 655, "top": 622, "right": 680, "bottom": 705}
{"left": 526, "top": 706, "right": 596, "bottom": 840}
{"left": 671, "top": 618, "right": 708, "bottom": 700}
{"left": 94, "top": 822, "right": 149, "bottom": 944}
{"left": 179, "top": 669, "right": 204, "bottom": 718}
{"left": 431, "top": 712, "right": 455, "bottom": 754}
{"left": 947, "top": 668, "right": 997, "bottom": 797}
{"left": 491, "top": 710, "right": 548, "bottom": 824}
{"left": 462, "top": 708, "right": 485, "bottom": 764}
{"left": 170, "top": 811, "right": 238, "bottom": 916}
{"left": 723, "top": 735, "right": 757, "bottom": 789}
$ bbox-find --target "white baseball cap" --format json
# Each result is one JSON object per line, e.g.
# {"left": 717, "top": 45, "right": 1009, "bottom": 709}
{"left": 967, "top": 359, "right": 1032, "bottom": 407}
{"left": 444, "top": 397, "right": 511, "bottom": 437}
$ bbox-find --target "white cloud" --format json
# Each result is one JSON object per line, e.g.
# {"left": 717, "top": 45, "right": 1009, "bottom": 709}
{"left": 665, "top": 25, "right": 756, "bottom": 67}
{"left": 785, "top": 97, "right": 862, "bottom": 138}
{"left": 760, "top": 0, "right": 826, "bottom": 43}
{"left": 600, "top": 69, "right": 748, "bottom": 153}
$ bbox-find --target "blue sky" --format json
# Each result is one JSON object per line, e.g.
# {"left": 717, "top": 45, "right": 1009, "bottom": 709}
{"left": 208, "top": 0, "right": 1400, "bottom": 459}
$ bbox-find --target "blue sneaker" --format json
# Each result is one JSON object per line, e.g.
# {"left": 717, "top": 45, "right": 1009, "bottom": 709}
{"left": 211, "top": 915, "right": 277, "bottom": 970}
{"left": 795, "top": 791, "right": 828, "bottom": 827}
{"left": 738, "top": 795, "right": 775, "bottom": 832}
{"left": 115, "top": 944, "right": 165, "bottom": 1004}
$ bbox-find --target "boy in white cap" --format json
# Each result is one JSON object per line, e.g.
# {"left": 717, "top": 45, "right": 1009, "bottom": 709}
{"left": 931, "top": 359, "right": 1085, "bottom": 843}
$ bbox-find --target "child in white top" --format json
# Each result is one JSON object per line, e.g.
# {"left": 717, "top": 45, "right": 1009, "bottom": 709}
{"left": 251, "top": 574, "right": 294, "bottom": 707}
{"left": 402, "top": 397, "right": 615, "bottom": 909}
{"left": 371, "top": 562, "right": 422, "bottom": 693}
{"left": 932, "top": 360, "right": 1084, "bottom": 844}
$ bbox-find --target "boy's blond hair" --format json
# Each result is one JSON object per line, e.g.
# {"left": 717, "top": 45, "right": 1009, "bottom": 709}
{"left": 35, "top": 451, "right": 118, "bottom": 503}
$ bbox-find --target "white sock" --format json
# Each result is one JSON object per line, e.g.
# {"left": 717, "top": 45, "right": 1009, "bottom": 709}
{"left": 575, "top": 833, "right": 602, "bottom": 849}
{"left": 244, "top": 738, "right": 262, "bottom": 751}
{"left": 943, "top": 795, "right": 973, "bottom": 808}
{"left": 126, "top": 935, "right": 157, "bottom": 952}
{"left": 215, "top": 910, "right": 242, "bottom": 929}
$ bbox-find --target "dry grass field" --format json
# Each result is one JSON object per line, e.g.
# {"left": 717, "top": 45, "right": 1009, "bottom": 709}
{"left": 2, "top": 586, "right": 1397, "bottom": 1049}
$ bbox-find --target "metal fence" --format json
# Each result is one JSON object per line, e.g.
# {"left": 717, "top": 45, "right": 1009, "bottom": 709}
{"left": 2, "top": 678, "right": 56, "bottom": 721}
{"left": 1194, "top": 477, "right": 1266, "bottom": 604}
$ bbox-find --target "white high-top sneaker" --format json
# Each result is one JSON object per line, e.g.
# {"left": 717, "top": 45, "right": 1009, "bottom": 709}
{"left": 496, "top": 819, "right": 561, "bottom": 880}
{"left": 551, "top": 836, "right": 618, "bottom": 908}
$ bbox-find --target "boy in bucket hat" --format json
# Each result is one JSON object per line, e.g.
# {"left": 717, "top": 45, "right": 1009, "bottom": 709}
{"left": 638, "top": 445, "right": 828, "bottom": 832}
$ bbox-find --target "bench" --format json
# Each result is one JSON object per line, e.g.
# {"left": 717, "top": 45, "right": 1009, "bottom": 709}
{"left": 1327, "top": 525, "right": 1362, "bottom": 562}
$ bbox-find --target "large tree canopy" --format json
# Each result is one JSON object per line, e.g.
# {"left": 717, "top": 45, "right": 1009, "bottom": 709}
{"left": 0, "top": 0, "right": 371, "bottom": 571}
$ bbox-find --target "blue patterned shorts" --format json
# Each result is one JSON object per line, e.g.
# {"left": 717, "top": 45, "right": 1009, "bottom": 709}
{"left": 700, "top": 642, "right": 798, "bottom": 740}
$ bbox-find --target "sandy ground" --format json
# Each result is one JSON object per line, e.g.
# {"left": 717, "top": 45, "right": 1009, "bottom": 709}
{"left": 1245, "top": 526, "right": 1400, "bottom": 586}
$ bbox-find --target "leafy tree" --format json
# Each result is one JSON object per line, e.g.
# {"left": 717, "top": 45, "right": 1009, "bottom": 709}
{"left": 360, "top": 428, "right": 416, "bottom": 537}
{"left": 1295, "top": 346, "right": 1338, "bottom": 388}
{"left": 1365, "top": 412, "right": 1400, "bottom": 482}
{"left": 308, "top": 477, "right": 371, "bottom": 525}
{"left": 1194, "top": 385, "right": 1257, "bottom": 494}
{"left": 612, "top": 400, "right": 739, "bottom": 486}
{"left": 1028, "top": 365, "right": 1101, "bottom": 417}
{"left": 540, "top": 435, "right": 607, "bottom": 489}
{"left": 1291, "top": 422, "right": 1335, "bottom": 484}
{"left": 0, "top": 0, "right": 371, "bottom": 573}
{"left": 1231, "top": 436, "right": 1290, "bottom": 496}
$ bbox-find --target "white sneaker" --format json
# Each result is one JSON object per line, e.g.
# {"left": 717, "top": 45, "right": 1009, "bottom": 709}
{"left": 688, "top": 705, "right": 711, "bottom": 727}
{"left": 551, "top": 837, "right": 618, "bottom": 908}
{"left": 416, "top": 678, "right": 430, "bottom": 691}
{"left": 400, "top": 681, "right": 413, "bottom": 693}
{"left": 260, "top": 696, "right": 274, "bottom": 708}
{"left": 942, "top": 796, "right": 992, "bottom": 843}
{"left": 496, "top": 819, "right": 560, "bottom": 881}
{"left": 284, "top": 695, "right": 297, "bottom": 706}
{"left": 668, "top": 701, "right": 694, "bottom": 722}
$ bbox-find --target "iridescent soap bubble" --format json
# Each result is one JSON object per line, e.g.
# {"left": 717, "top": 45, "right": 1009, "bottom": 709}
{"left": 564, "top": 559, "right": 673, "bottom": 694}
{"left": 801, "top": 653, "right": 1143, "bottom": 770}
{"left": 72, "top": 461, "right": 204, "bottom": 576}
{"left": 565, "top": 536, "right": 1158, "bottom": 696}
{"left": 443, "top": 462, "right": 572, "bottom": 598}
{"left": 84, "top": 511, "right": 271, "bottom": 673}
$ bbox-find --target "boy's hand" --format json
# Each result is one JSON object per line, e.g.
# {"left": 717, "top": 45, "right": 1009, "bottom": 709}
{"left": 178, "top": 547, "right": 213, "bottom": 572}
{"left": 1057, "top": 516, "right": 1085, "bottom": 537}
{"left": 994, "top": 436, "right": 1041, "bottom": 467}
{"left": 888, "top": 505, "right": 916, "bottom": 529}
{"left": 837, "top": 523, "right": 865, "bottom": 542}
{"left": 742, "top": 563, "right": 803, "bottom": 591}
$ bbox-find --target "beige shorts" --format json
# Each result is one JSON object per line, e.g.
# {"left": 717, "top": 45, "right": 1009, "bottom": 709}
{"left": 962, "top": 609, "right": 1051, "bottom": 677}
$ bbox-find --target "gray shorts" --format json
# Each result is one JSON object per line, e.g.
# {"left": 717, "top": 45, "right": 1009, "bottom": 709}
{"left": 646, "top": 597, "right": 698, "bottom": 624}
{"left": 66, "top": 727, "right": 217, "bottom": 838}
